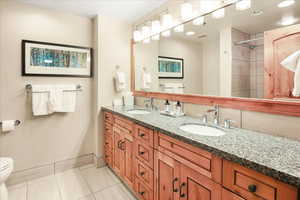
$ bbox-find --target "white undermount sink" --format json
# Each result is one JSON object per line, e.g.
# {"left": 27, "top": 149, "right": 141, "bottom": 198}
{"left": 179, "top": 123, "right": 226, "bottom": 137}
{"left": 126, "top": 109, "right": 150, "bottom": 115}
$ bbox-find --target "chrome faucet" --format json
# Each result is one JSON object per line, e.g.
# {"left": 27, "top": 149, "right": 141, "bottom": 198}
{"left": 144, "top": 97, "right": 157, "bottom": 110}
{"left": 206, "top": 105, "right": 220, "bottom": 125}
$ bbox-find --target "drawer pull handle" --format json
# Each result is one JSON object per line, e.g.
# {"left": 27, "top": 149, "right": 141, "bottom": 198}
{"left": 172, "top": 178, "right": 179, "bottom": 192}
{"left": 121, "top": 141, "right": 126, "bottom": 151}
{"left": 139, "top": 191, "right": 145, "bottom": 196}
{"left": 140, "top": 171, "right": 145, "bottom": 176}
{"left": 179, "top": 182, "right": 186, "bottom": 197}
{"left": 248, "top": 185, "right": 257, "bottom": 193}
{"left": 139, "top": 151, "right": 145, "bottom": 155}
{"left": 139, "top": 133, "right": 146, "bottom": 137}
{"left": 117, "top": 140, "right": 122, "bottom": 149}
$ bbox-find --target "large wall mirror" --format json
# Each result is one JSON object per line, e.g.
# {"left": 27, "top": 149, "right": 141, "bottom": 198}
{"left": 133, "top": 0, "right": 300, "bottom": 105}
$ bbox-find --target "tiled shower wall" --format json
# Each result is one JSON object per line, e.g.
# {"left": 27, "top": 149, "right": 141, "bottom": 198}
{"left": 135, "top": 96, "right": 300, "bottom": 141}
{"left": 231, "top": 29, "right": 251, "bottom": 98}
{"left": 250, "top": 33, "right": 264, "bottom": 98}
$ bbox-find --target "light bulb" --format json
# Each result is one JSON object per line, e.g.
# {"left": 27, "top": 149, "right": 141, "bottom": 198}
{"left": 174, "top": 24, "right": 184, "bottom": 33}
{"left": 236, "top": 0, "right": 251, "bottom": 10}
{"left": 193, "top": 16, "right": 205, "bottom": 26}
{"left": 151, "top": 20, "right": 161, "bottom": 35}
{"left": 279, "top": 16, "right": 297, "bottom": 26}
{"left": 141, "top": 25, "right": 150, "bottom": 39}
{"left": 185, "top": 31, "right": 195, "bottom": 36}
{"left": 181, "top": 2, "right": 193, "bottom": 20}
{"left": 278, "top": 0, "right": 295, "bottom": 8}
{"left": 133, "top": 30, "right": 142, "bottom": 42}
{"left": 143, "top": 38, "right": 150, "bottom": 44}
{"left": 162, "top": 14, "right": 173, "bottom": 30}
{"left": 151, "top": 35, "right": 160, "bottom": 41}
{"left": 212, "top": 8, "right": 225, "bottom": 19}
{"left": 200, "top": 0, "right": 219, "bottom": 14}
{"left": 162, "top": 30, "right": 171, "bottom": 37}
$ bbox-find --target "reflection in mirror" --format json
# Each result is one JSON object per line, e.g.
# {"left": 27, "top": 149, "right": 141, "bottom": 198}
{"left": 134, "top": 0, "right": 300, "bottom": 100}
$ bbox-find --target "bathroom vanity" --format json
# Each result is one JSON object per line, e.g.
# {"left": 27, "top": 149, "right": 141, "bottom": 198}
{"left": 102, "top": 107, "right": 299, "bottom": 200}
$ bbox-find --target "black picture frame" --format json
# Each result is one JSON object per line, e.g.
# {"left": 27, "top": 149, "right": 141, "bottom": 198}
{"left": 22, "top": 40, "right": 93, "bottom": 77}
{"left": 158, "top": 56, "right": 184, "bottom": 79}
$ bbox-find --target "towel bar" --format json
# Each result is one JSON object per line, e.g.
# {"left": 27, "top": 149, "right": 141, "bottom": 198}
{"left": 25, "top": 84, "right": 82, "bottom": 93}
{"left": 0, "top": 120, "right": 21, "bottom": 126}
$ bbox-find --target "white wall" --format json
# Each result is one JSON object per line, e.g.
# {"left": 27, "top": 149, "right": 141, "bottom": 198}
{"left": 0, "top": 0, "right": 94, "bottom": 171}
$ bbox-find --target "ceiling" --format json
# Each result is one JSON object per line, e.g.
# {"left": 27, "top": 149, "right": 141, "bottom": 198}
{"left": 15, "top": 0, "right": 169, "bottom": 22}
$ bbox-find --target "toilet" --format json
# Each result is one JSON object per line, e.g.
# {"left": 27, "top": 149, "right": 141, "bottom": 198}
{"left": 0, "top": 158, "right": 13, "bottom": 200}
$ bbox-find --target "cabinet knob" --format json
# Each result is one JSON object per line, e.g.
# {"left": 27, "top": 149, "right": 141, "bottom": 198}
{"left": 172, "top": 178, "right": 179, "bottom": 192}
{"left": 139, "top": 133, "right": 146, "bottom": 137}
{"left": 139, "top": 151, "right": 145, "bottom": 155}
{"left": 139, "top": 191, "right": 145, "bottom": 196}
{"left": 140, "top": 171, "right": 145, "bottom": 176}
{"left": 248, "top": 184, "right": 257, "bottom": 193}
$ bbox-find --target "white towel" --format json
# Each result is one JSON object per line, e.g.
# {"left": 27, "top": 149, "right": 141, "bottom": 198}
{"left": 281, "top": 50, "right": 300, "bottom": 97}
{"left": 115, "top": 72, "right": 126, "bottom": 92}
{"left": 141, "top": 72, "right": 152, "bottom": 90}
{"left": 162, "top": 83, "right": 184, "bottom": 94}
{"left": 58, "top": 85, "right": 77, "bottom": 112}
{"left": 31, "top": 85, "right": 52, "bottom": 116}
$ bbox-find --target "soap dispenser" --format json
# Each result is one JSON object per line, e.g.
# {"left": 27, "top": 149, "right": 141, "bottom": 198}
{"left": 164, "top": 100, "right": 170, "bottom": 113}
{"left": 175, "top": 101, "right": 182, "bottom": 116}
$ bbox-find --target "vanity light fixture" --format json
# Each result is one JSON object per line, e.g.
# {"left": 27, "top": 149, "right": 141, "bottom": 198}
{"left": 193, "top": 16, "right": 205, "bottom": 25}
{"left": 162, "top": 30, "right": 171, "bottom": 37}
{"left": 181, "top": 2, "right": 193, "bottom": 20}
{"left": 279, "top": 16, "right": 297, "bottom": 26}
{"left": 174, "top": 24, "right": 184, "bottom": 33}
{"left": 141, "top": 25, "right": 151, "bottom": 40}
{"left": 212, "top": 8, "right": 225, "bottom": 19}
{"left": 151, "top": 20, "right": 161, "bottom": 35}
{"left": 162, "top": 13, "right": 173, "bottom": 30}
{"left": 151, "top": 34, "right": 160, "bottom": 41}
{"left": 143, "top": 38, "right": 151, "bottom": 44}
{"left": 186, "top": 31, "right": 195, "bottom": 36}
{"left": 236, "top": 0, "right": 251, "bottom": 10}
{"left": 278, "top": 0, "right": 295, "bottom": 8}
{"left": 133, "top": 30, "right": 142, "bottom": 42}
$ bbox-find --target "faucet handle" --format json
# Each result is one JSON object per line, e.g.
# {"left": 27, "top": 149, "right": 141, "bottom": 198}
{"left": 224, "top": 119, "right": 235, "bottom": 129}
{"left": 200, "top": 114, "right": 208, "bottom": 124}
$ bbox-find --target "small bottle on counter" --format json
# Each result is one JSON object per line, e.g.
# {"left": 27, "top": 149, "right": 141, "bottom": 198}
{"left": 175, "top": 101, "right": 182, "bottom": 116}
{"left": 165, "top": 100, "right": 170, "bottom": 113}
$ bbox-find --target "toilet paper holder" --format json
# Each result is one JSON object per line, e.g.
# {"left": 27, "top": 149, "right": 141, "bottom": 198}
{"left": 0, "top": 120, "right": 21, "bottom": 127}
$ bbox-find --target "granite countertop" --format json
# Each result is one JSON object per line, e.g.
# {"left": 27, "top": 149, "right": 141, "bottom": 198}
{"left": 102, "top": 105, "right": 300, "bottom": 188}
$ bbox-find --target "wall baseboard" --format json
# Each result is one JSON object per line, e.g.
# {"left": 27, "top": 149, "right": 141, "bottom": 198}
{"left": 7, "top": 153, "right": 97, "bottom": 186}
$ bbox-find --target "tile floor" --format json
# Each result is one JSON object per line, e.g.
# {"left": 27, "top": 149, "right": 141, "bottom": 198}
{"left": 8, "top": 165, "right": 137, "bottom": 200}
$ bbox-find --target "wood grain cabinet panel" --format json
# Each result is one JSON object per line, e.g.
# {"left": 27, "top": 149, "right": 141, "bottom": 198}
{"left": 223, "top": 160, "right": 298, "bottom": 200}
{"left": 134, "top": 158, "right": 154, "bottom": 189}
{"left": 122, "top": 134, "right": 134, "bottom": 188}
{"left": 179, "top": 164, "right": 222, "bottom": 200}
{"left": 134, "top": 178, "right": 154, "bottom": 200}
{"left": 155, "top": 151, "right": 180, "bottom": 200}
{"left": 222, "top": 188, "right": 245, "bottom": 200}
{"left": 113, "top": 126, "right": 123, "bottom": 177}
{"left": 135, "top": 140, "right": 154, "bottom": 169}
{"left": 104, "top": 112, "right": 113, "bottom": 123}
{"left": 135, "top": 124, "right": 154, "bottom": 147}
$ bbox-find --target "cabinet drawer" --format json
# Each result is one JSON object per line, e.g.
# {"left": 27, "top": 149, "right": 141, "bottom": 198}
{"left": 134, "top": 177, "right": 154, "bottom": 200}
{"left": 157, "top": 133, "right": 222, "bottom": 183}
{"left": 134, "top": 158, "right": 154, "bottom": 189}
{"left": 104, "top": 123, "right": 113, "bottom": 134}
{"left": 223, "top": 160, "right": 298, "bottom": 200}
{"left": 105, "top": 150, "right": 112, "bottom": 167}
{"left": 222, "top": 188, "right": 245, "bottom": 200}
{"left": 104, "top": 112, "right": 113, "bottom": 123}
{"left": 135, "top": 125, "right": 154, "bottom": 147}
{"left": 114, "top": 115, "right": 133, "bottom": 132}
{"left": 104, "top": 136, "right": 112, "bottom": 151}
{"left": 135, "top": 140, "right": 154, "bottom": 169}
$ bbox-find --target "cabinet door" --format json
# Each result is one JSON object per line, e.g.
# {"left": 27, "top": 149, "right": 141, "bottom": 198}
{"left": 122, "top": 133, "right": 134, "bottom": 188}
{"left": 155, "top": 151, "right": 180, "bottom": 200}
{"left": 113, "top": 126, "right": 123, "bottom": 177}
{"left": 179, "top": 164, "right": 221, "bottom": 200}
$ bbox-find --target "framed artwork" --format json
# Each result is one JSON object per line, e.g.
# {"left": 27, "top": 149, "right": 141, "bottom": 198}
{"left": 158, "top": 56, "right": 184, "bottom": 79}
{"left": 22, "top": 40, "right": 93, "bottom": 77}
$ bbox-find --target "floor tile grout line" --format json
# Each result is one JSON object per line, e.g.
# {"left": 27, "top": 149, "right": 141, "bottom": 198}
{"left": 77, "top": 167, "right": 96, "bottom": 199}
{"left": 53, "top": 172, "right": 64, "bottom": 200}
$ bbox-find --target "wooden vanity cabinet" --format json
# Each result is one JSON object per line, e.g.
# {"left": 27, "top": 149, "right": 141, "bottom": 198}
{"left": 112, "top": 116, "right": 135, "bottom": 188}
{"left": 103, "top": 112, "right": 298, "bottom": 200}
